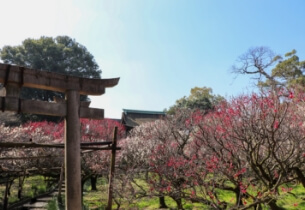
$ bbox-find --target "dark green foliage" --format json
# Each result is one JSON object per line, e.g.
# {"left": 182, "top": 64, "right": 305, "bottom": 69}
{"left": 0, "top": 36, "right": 102, "bottom": 122}
{"left": 167, "top": 86, "right": 224, "bottom": 114}
{"left": 0, "top": 36, "right": 101, "bottom": 78}
{"left": 233, "top": 47, "right": 305, "bottom": 89}
{"left": 257, "top": 49, "right": 305, "bottom": 88}
{"left": 269, "top": 49, "right": 305, "bottom": 87}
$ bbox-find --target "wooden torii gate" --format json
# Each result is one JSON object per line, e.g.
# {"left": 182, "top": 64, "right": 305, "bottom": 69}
{"left": 0, "top": 63, "right": 119, "bottom": 210}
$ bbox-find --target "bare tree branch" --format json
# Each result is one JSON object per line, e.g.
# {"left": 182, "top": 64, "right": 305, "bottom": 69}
{"left": 232, "top": 47, "right": 281, "bottom": 87}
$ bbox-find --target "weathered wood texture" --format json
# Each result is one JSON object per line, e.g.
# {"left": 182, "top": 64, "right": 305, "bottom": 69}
{"left": 65, "top": 90, "right": 82, "bottom": 210}
{"left": 0, "top": 168, "right": 62, "bottom": 175}
{"left": 0, "top": 63, "right": 119, "bottom": 95}
{"left": 0, "top": 63, "right": 120, "bottom": 210}
{"left": 0, "top": 97, "right": 104, "bottom": 119}
{"left": 0, "top": 155, "right": 61, "bottom": 160}
{"left": 107, "top": 127, "right": 118, "bottom": 210}
{"left": 0, "top": 142, "right": 119, "bottom": 150}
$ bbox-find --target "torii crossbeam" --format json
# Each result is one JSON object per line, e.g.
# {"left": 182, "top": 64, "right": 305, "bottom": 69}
{"left": 0, "top": 63, "right": 119, "bottom": 210}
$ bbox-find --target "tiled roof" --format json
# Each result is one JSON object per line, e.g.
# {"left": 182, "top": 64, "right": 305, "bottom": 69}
{"left": 122, "top": 109, "right": 165, "bottom": 128}
{"left": 123, "top": 109, "right": 166, "bottom": 115}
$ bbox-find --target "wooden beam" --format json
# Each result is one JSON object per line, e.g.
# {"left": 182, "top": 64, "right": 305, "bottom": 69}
{"left": 0, "top": 142, "right": 64, "bottom": 148}
{"left": 0, "top": 63, "right": 119, "bottom": 95}
{"left": 0, "top": 147, "right": 122, "bottom": 160}
{"left": 0, "top": 142, "right": 120, "bottom": 150}
{"left": 80, "top": 141, "right": 112, "bottom": 146}
{"left": 0, "top": 167, "right": 62, "bottom": 174}
{"left": 80, "top": 107, "right": 104, "bottom": 119}
{"left": 0, "top": 97, "right": 104, "bottom": 119}
{"left": 0, "top": 155, "right": 61, "bottom": 160}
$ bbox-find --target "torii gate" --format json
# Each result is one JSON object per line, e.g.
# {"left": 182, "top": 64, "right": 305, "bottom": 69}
{"left": 0, "top": 63, "right": 119, "bottom": 210}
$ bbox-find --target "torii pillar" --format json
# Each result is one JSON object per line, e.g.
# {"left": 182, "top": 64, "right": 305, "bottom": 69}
{"left": 65, "top": 90, "right": 82, "bottom": 209}
{"left": 0, "top": 63, "right": 119, "bottom": 210}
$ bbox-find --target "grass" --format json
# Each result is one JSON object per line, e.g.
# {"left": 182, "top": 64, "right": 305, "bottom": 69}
{"left": 70, "top": 177, "right": 208, "bottom": 209}
{"left": 0, "top": 175, "right": 51, "bottom": 207}
{"left": 47, "top": 198, "right": 59, "bottom": 210}
{"left": 80, "top": 177, "right": 305, "bottom": 209}
{"left": 277, "top": 184, "right": 305, "bottom": 209}
{"left": 3, "top": 174, "right": 304, "bottom": 209}
{"left": 82, "top": 178, "right": 108, "bottom": 209}
{"left": 80, "top": 177, "right": 212, "bottom": 209}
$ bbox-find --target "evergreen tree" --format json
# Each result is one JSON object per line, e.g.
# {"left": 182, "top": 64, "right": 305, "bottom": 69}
{"left": 0, "top": 36, "right": 102, "bottom": 122}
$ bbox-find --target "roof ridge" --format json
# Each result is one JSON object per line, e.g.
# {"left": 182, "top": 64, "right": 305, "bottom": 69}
{"left": 123, "top": 109, "right": 165, "bottom": 115}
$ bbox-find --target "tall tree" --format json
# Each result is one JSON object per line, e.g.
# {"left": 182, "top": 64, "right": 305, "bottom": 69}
{"left": 0, "top": 36, "right": 102, "bottom": 122}
{"left": 167, "top": 86, "right": 224, "bottom": 114}
{"left": 232, "top": 46, "right": 305, "bottom": 89}
{"left": 267, "top": 49, "right": 305, "bottom": 87}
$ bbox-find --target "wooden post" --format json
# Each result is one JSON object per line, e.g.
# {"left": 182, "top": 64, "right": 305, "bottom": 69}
{"left": 107, "top": 127, "right": 118, "bottom": 210}
{"left": 5, "top": 85, "right": 20, "bottom": 97}
{"left": 65, "top": 90, "right": 81, "bottom": 210}
{"left": 3, "top": 178, "right": 9, "bottom": 210}
{"left": 57, "top": 163, "right": 65, "bottom": 202}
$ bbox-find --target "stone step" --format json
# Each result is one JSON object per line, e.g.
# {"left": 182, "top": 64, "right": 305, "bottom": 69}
{"left": 51, "top": 191, "right": 65, "bottom": 196}
{"left": 23, "top": 201, "right": 48, "bottom": 208}
{"left": 20, "top": 181, "right": 66, "bottom": 210}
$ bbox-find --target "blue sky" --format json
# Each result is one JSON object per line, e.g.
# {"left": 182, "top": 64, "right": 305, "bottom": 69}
{"left": 1, "top": 0, "right": 305, "bottom": 118}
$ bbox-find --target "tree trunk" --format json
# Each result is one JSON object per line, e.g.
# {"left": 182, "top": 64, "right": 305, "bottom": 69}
{"left": 268, "top": 200, "right": 284, "bottom": 210}
{"left": 91, "top": 175, "right": 98, "bottom": 191}
{"left": 81, "top": 179, "right": 85, "bottom": 203}
{"left": 3, "top": 180, "right": 9, "bottom": 210}
{"left": 3, "top": 179, "right": 13, "bottom": 210}
{"left": 234, "top": 186, "right": 243, "bottom": 207}
{"left": 159, "top": 196, "right": 168, "bottom": 208}
{"left": 254, "top": 204, "right": 262, "bottom": 210}
{"left": 293, "top": 167, "right": 305, "bottom": 188}
{"left": 18, "top": 172, "right": 26, "bottom": 199}
{"left": 174, "top": 197, "right": 184, "bottom": 210}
